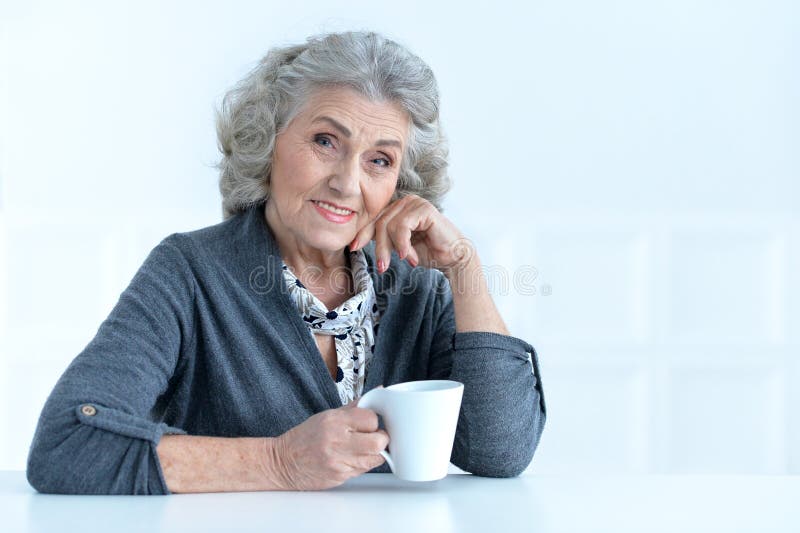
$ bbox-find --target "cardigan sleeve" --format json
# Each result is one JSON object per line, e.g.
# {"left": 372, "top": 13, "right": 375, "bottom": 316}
{"left": 26, "top": 234, "right": 194, "bottom": 495}
{"left": 426, "top": 271, "right": 546, "bottom": 477}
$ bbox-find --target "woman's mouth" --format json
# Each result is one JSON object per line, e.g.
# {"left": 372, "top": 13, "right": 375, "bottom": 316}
{"left": 311, "top": 200, "right": 356, "bottom": 223}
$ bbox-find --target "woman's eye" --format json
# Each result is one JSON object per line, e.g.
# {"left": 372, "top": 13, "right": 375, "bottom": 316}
{"left": 314, "top": 134, "right": 333, "bottom": 148}
{"left": 314, "top": 135, "right": 391, "bottom": 167}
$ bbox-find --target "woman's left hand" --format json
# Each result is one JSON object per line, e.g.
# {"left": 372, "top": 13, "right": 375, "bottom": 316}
{"left": 349, "top": 194, "right": 475, "bottom": 274}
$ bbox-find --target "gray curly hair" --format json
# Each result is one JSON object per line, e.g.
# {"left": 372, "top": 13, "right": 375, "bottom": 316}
{"left": 215, "top": 31, "right": 451, "bottom": 220}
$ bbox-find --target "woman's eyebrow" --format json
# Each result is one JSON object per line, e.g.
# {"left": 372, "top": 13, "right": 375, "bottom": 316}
{"left": 311, "top": 115, "right": 402, "bottom": 149}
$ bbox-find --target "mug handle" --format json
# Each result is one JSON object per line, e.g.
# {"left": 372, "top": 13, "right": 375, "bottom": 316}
{"left": 358, "top": 388, "right": 395, "bottom": 473}
{"left": 379, "top": 450, "right": 396, "bottom": 473}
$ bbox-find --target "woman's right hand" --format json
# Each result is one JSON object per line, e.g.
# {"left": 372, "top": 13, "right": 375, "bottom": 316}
{"left": 269, "top": 401, "right": 389, "bottom": 490}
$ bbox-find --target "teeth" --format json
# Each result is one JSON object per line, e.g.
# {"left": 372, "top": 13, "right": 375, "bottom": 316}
{"left": 315, "top": 201, "right": 353, "bottom": 216}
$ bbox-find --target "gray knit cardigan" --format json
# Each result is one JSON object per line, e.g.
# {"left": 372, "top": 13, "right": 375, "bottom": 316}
{"left": 26, "top": 202, "right": 546, "bottom": 494}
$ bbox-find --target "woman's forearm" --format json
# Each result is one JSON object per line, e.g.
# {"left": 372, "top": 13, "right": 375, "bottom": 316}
{"left": 443, "top": 253, "right": 544, "bottom": 476}
{"left": 156, "top": 434, "right": 288, "bottom": 493}
{"left": 445, "top": 253, "right": 510, "bottom": 335}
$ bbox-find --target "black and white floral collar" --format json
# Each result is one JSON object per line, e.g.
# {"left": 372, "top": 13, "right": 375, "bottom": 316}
{"left": 280, "top": 248, "right": 380, "bottom": 405}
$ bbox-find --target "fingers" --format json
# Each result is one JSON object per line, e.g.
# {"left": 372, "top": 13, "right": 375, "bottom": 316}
{"left": 371, "top": 197, "right": 413, "bottom": 272}
{"left": 331, "top": 416, "right": 388, "bottom": 475}
{"left": 369, "top": 196, "right": 432, "bottom": 272}
{"left": 350, "top": 219, "right": 375, "bottom": 254}
{"left": 341, "top": 430, "right": 389, "bottom": 473}
{"left": 342, "top": 406, "right": 380, "bottom": 433}
{"left": 281, "top": 405, "right": 390, "bottom": 489}
{"left": 382, "top": 199, "right": 431, "bottom": 268}
{"left": 343, "top": 450, "right": 386, "bottom": 474}
{"left": 349, "top": 200, "right": 401, "bottom": 254}
{"left": 350, "top": 194, "right": 463, "bottom": 273}
{"left": 392, "top": 224, "right": 414, "bottom": 261}
{"left": 348, "top": 429, "right": 390, "bottom": 456}
{"left": 374, "top": 214, "right": 398, "bottom": 273}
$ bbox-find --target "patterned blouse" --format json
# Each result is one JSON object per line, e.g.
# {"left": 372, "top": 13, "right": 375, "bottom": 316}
{"left": 280, "top": 248, "right": 380, "bottom": 405}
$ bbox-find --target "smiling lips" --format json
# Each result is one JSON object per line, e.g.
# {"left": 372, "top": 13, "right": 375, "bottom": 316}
{"left": 311, "top": 200, "right": 356, "bottom": 223}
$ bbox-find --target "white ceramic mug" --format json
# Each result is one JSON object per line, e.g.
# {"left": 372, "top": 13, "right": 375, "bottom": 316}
{"left": 357, "top": 380, "right": 464, "bottom": 482}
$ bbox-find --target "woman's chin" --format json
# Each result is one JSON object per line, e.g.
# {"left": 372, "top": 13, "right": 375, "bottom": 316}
{"left": 305, "top": 234, "right": 351, "bottom": 254}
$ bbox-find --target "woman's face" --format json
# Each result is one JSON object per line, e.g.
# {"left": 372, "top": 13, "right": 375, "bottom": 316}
{"left": 267, "top": 86, "right": 409, "bottom": 256}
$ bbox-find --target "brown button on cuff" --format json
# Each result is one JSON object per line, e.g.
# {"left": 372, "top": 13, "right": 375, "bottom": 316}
{"left": 81, "top": 405, "right": 97, "bottom": 416}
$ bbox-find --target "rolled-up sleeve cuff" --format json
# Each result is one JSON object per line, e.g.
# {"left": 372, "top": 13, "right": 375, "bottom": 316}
{"left": 74, "top": 403, "right": 186, "bottom": 443}
{"left": 452, "top": 331, "right": 535, "bottom": 357}
{"left": 75, "top": 403, "right": 185, "bottom": 495}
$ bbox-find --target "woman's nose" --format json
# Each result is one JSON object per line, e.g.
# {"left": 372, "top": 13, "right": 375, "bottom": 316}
{"left": 327, "top": 157, "right": 362, "bottom": 196}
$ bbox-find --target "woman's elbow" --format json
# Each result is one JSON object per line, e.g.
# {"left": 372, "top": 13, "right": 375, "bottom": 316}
{"left": 26, "top": 444, "right": 74, "bottom": 494}
{"left": 464, "top": 449, "right": 533, "bottom": 478}
{"left": 26, "top": 421, "right": 98, "bottom": 494}
{"left": 488, "top": 405, "right": 546, "bottom": 478}
{"left": 464, "top": 429, "right": 542, "bottom": 478}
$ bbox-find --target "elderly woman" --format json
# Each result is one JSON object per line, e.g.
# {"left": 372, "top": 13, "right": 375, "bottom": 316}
{"left": 26, "top": 31, "right": 546, "bottom": 494}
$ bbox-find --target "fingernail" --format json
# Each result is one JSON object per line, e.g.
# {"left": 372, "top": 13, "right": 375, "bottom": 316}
{"left": 350, "top": 237, "right": 359, "bottom": 251}
{"left": 377, "top": 259, "right": 385, "bottom": 273}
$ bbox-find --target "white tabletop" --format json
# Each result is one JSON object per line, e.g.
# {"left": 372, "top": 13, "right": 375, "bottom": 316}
{"left": 1, "top": 471, "right": 798, "bottom": 533}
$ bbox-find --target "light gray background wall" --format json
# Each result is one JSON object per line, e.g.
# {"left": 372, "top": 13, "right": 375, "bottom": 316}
{"left": 1, "top": 0, "right": 797, "bottom": 473}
